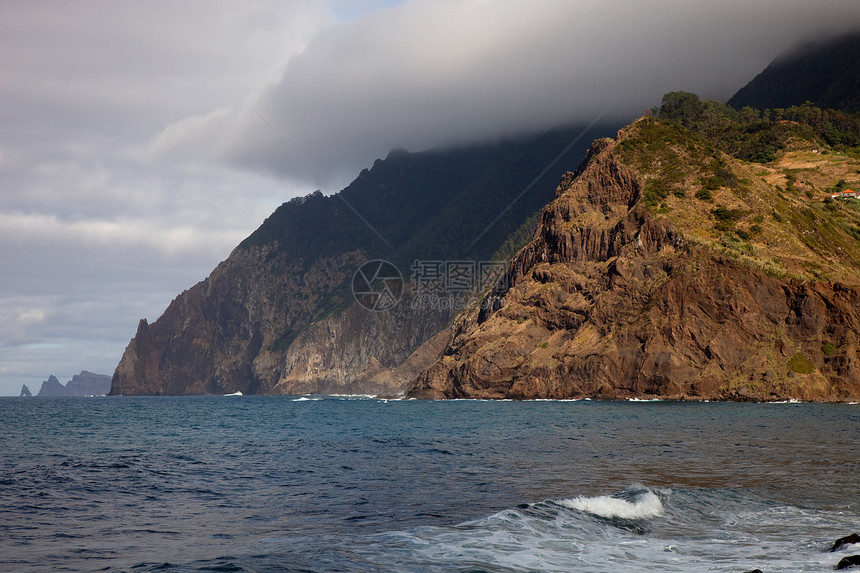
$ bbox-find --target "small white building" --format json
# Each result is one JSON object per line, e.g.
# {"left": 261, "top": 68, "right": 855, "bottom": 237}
{"left": 832, "top": 189, "right": 857, "bottom": 200}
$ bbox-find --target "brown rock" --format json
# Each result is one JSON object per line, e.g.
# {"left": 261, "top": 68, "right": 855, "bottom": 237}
{"left": 832, "top": 534, "right": 860, "bottom": 552}
{"left": 408, "top": 120, "right": 860, "bottom": 402}
{"left": 110, "top": 128, "right": 602, "bottom": 396}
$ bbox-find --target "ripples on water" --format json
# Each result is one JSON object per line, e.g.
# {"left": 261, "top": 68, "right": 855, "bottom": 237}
{"left": 0, "top": 397, "right": 857, "bottom": 572}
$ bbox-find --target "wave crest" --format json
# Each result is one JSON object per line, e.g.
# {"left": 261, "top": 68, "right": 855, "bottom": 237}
{"left": 555, "top": 490, "right": 664, "bottom": 519}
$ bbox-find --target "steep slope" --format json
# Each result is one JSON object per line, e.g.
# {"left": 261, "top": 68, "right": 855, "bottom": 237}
{"left": 36, "top": 375, "right": 69, "bottom": 397}
{"left": 111, "top": 123, "right": 618, "bottom": 395}
{"left": 409, "top": 114, "right": 860, "bottom": 401}
{"left": 728, "top": 31, "right": 860, "bottom": 113}
{"left": 33, "top": 372, "right": 112, "bottom": 396}
{"left": 65, "top": 371, "right": 111, "bottom": 396}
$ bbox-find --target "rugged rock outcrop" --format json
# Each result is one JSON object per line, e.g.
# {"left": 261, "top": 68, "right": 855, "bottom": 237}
{"left": 34, "top": 372, "right": 112, "bottom": 396}
{"left": 270, "top": 300, "right": 451, "bottom": 395}
{"left": 36, "top": 375, "right": 69, "bottom": 397}
{"left": 111, "top": 245, "right": 453, "bottom": 396}
{"left": 111, "top": 124, "right": 615, "bottom": 395}
{"left": 837, "top": 556, "right": 860, "bottom": 570}
{"left": 112, "top": 247, "right": 369, "bottom": 395}
{"left": 19, "top": 384, "right": 31, "bottom": 397}
{"left": 65, "top": 371, "right": 112, "bottom": 396}
{"left": 408, "top": 118, "right": 860, "bottom": 401}
{"left": 833, "top": 534, "right": 860, "bottom": 553}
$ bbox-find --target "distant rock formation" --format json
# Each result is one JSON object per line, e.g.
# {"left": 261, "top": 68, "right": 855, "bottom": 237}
{"left": 19, "top": 384, "right": 32, "bottom": 397}
{"left": 66, "top": 371, "right": 112, "bottom": 396}
{"left": 37, "top": 375, "right": 69, "bottom": 397}
{"left": 35, "top": 372, "right": 112, "bottom": 397}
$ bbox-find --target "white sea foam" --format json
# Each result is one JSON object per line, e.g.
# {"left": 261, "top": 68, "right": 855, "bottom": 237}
{"left": 555, "top": 490, "right": 664, "bottom": 519}
{"left": 292, "top": 396, "right": 321, "bottom": 401}
{"left": 223, "top": 391, "right": 243, "bottom": 396}
{"left": 250, "top": 487, "right": 857, "bottom": 572}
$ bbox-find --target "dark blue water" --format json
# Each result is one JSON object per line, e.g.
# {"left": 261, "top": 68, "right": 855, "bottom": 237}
{"left": 1, "top": 396, "right": 857, "bottom": 572}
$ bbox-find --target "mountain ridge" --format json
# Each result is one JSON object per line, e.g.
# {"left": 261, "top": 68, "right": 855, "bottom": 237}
{"left": 24, "top": 371, "right": 112, "bottom": 397}
{"left": 407, "top": 107, "right": 860, "bottom": 401}
{"left": 728, "top": 31, "right": 860, "bottom": 113}
{"left": 110, "top": 123, "right": 618, "bottom": 395}
{"left": 111, "top": 33, "right": 860, "bottom": 400}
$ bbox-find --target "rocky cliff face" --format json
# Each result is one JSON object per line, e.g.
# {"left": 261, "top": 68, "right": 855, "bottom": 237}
{"left": 34, "top": 372, "right": 112, "bottom": 396}
{"left": 110, "top": 124, "right": 615, "bottom": 395}
{"left": 112, "top": 245, "right": 367, "bottom": 395}
{"left": 112, "top": 244, "right": 454, "bottom": 396}
{"left": 36, "top": 375, "right": 69, "bottom": 397}
{"left": 409, "top": 118, "right": 860, "bottom": 401}
{"left": 65, "top": 371, "right": 112, "bottom": 396}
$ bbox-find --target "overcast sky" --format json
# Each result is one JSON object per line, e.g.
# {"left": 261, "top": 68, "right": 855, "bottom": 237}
{"left": 2, "top": 0, "right": 859, "bottom": 396}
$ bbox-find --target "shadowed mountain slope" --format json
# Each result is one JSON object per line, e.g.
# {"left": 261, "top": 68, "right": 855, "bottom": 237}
{"left": 110, "top": 123, "right": 619, "bottom": 395}
{"left": 729, "top": 31, "right": 860, "bottom": 113}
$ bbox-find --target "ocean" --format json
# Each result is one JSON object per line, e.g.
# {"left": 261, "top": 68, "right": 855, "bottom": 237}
{"left": 0, "top": 396, "right": 857, "bottom": 572}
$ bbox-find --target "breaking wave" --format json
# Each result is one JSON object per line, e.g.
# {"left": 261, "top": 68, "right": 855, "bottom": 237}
{"left": 229, "top": 486, "right": 854, "bottom": 573}
{"left": 555, "top": 488, "right": 664, "bottom": 519}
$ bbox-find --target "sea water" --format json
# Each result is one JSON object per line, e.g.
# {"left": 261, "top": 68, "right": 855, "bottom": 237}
{"left": 0, "top": 396, "right": 857, "bottom": 572}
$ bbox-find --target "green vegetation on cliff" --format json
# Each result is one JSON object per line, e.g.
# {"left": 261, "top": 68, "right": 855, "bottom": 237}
{"left": 657, "top": 91, "right": 860, "bottom": 163}
{"left": 629, "top": 92, "right": 860, "bottom": 283}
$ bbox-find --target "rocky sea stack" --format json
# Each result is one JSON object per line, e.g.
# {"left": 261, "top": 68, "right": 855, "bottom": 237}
{"left": 31, "top": 372, "right": 112, "bottom": 397}
{"left": 409, "top": 107, "right": 860, "bottom": 401}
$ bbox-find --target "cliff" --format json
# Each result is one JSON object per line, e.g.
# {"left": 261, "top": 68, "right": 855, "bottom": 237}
{"left": 34, "top": 372, "right": 112, "bottom": 396}
{"left": 408, "top": 114, "right": 860, "bottom": 401}
{"left": 111, "top": 124, "right": 616, "bottom": 395}
{"left": 112, "top": 247, "right": 454, "bottom": 395}
{"left": 36, "top": 375, "right": 69, "bottom": 397}
{"left": 65, "top": 371, "right": 112, "bottom": 396}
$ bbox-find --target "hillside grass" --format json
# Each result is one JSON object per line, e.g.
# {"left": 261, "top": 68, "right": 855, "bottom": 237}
{"left": 619, "top": 113, "right": 860, "bottom": 284}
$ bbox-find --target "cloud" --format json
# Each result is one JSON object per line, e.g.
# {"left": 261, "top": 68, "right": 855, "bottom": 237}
{"left": 0, "top": 1, "right": 328, "bottom": 394}
{"left": 150, "top": 0, "right": 860, "bottom": 188}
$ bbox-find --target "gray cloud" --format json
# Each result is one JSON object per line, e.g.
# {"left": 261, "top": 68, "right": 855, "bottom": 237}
{"left": 150, "top": 0, "right": 860, "bottom": 189}
{"left": 2, "top": 0, "right": 859, "bottom": 395}
{"left": 0, "top": 1, "right": 326, "bottom": 394}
